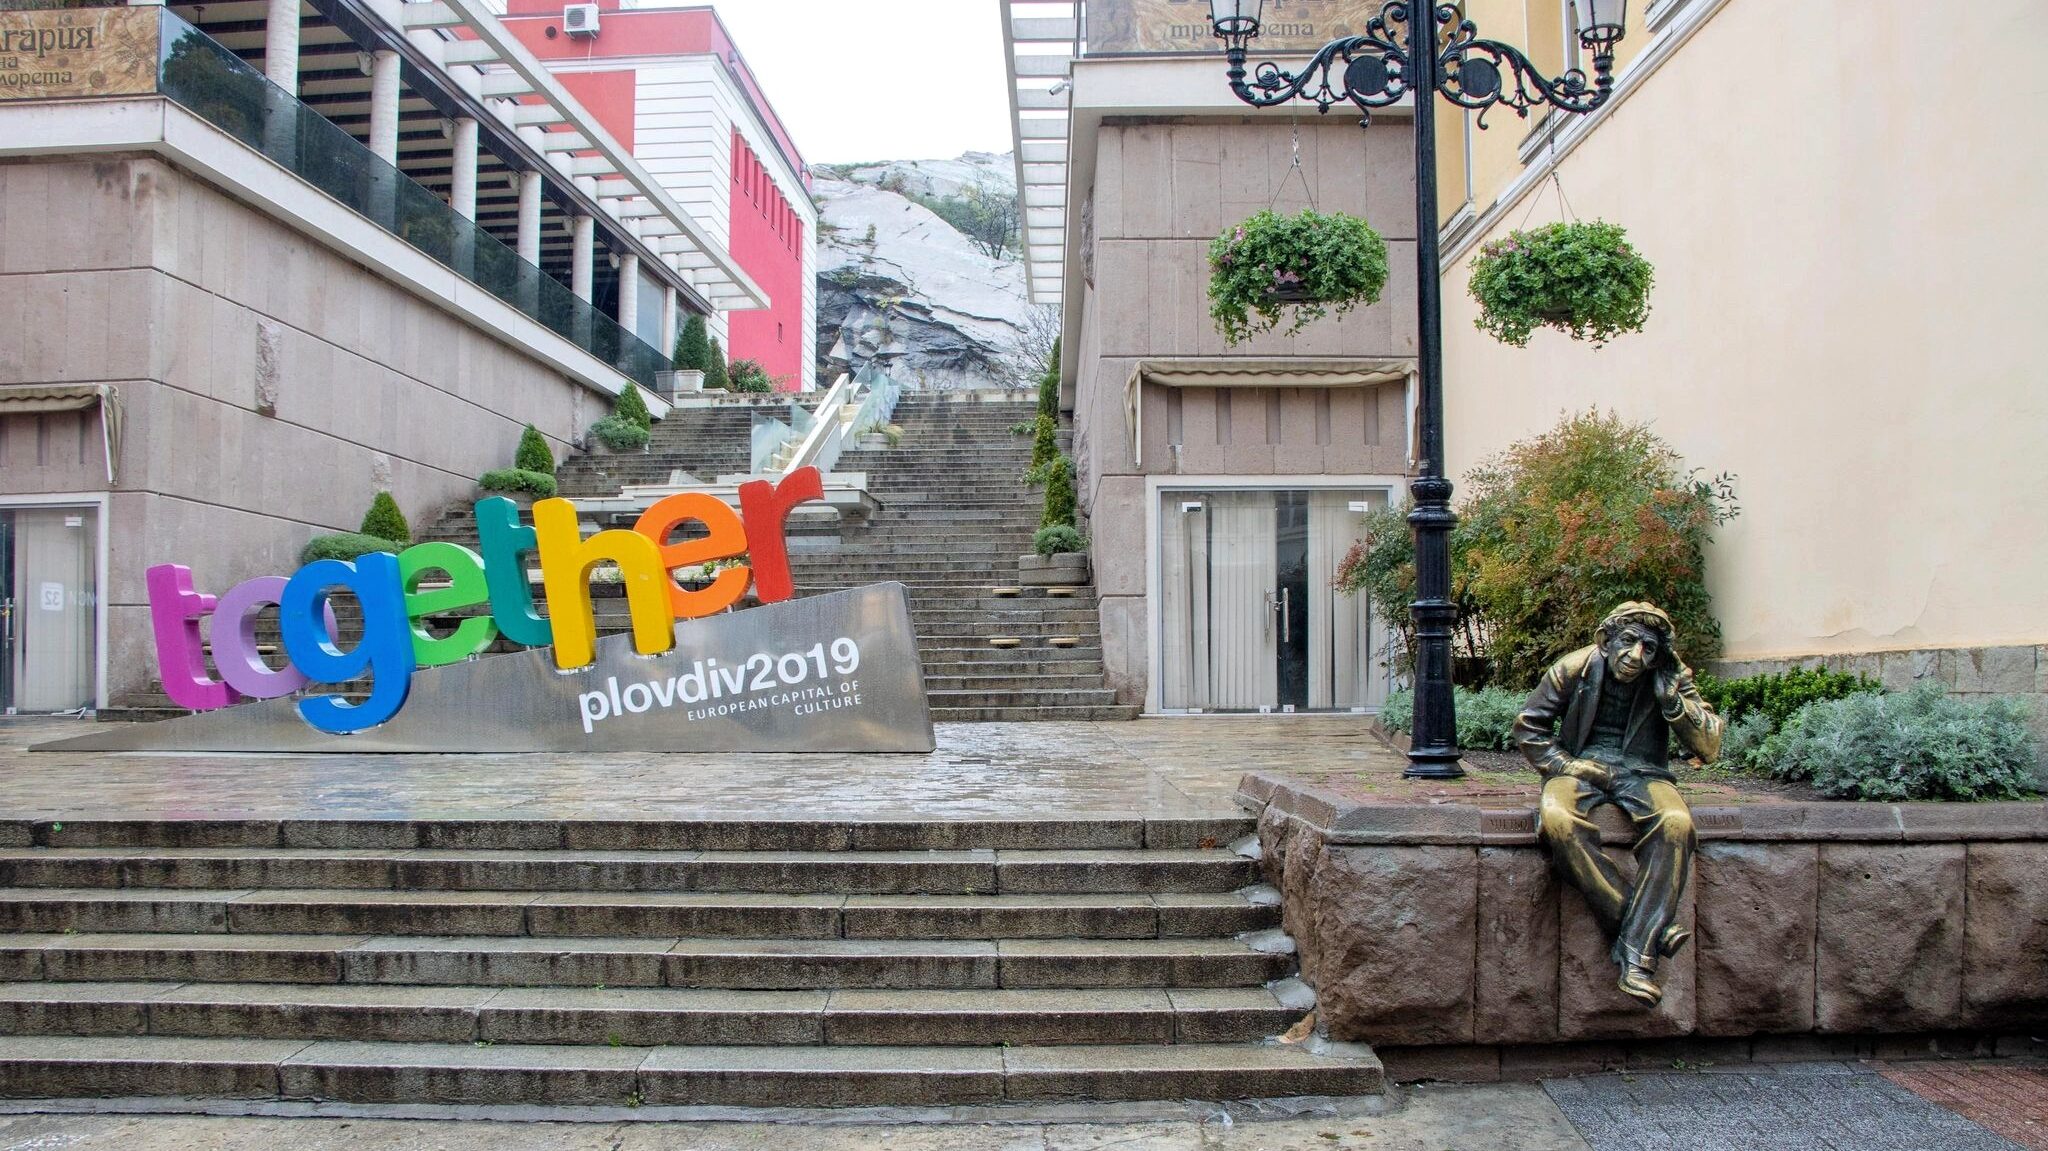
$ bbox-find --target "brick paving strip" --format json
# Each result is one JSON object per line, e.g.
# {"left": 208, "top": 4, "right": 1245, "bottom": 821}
{"left": 1877, "top": 1062, "right": 2048, "bottom": 1151}
{"left": 1542, "top": 1062, "right": 2024, "bottom": 1151}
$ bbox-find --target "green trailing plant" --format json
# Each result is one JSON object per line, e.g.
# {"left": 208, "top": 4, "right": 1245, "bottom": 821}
{"left": 728, "top": 358, "right": 775, "bottom": 394}
{"left": 883, "top": 423, "right": 904, "bottom": 448}
{"left": 1694, "top": 666, "right": 1882, "bottom": 735}
{"left": 674, "top": 313, "right": 712, "bottom": 373}
{"left": 477, "top": 468, "right": 558, "bottom": 499}
{"left": 358, "top": 491, "right": 410, "bottom": 545}
{"left": 613, "top": 384, "right": 653, "bottom": 431}
{"left": 1758, "top": 683, "right": 2037, "bottom": 801}
{"left": 1033, "top": 524, "right": 1087, "bottom": 556}
{"left": 590, "top": 413, "right": 649, "bottom": 451}
{"left": 1027, "top": 336, "right": 1061, "bottom": 481}
{"left": 298, "top": 532, "right": 406, "bottom": 565}
{"left": 514, "top": 424, "right": 554, "bottom": 475}
{"left": 1378, "top": 685, "right": 1526, "bottom": 752}
{"left": 1207, "top": 209, "right": 1389, "bottom": 345}
{"left": 1039, "top": 454, "right": 1077, "bottom": 531}
{"left": 705, "top": 337, "right": 730, "bottom": 391}
{"left": 1468, "top": 220, "right": 1654, "bottom": 348}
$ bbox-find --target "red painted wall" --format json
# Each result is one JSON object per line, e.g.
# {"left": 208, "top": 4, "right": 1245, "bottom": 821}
{"left": 727, "top": 132, "right": 805, "bottom": 390}
{"left": 550, "top": 70, "right": 635, "bottom": 151}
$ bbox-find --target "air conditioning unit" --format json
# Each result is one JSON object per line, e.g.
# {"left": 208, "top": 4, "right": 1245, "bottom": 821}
{"left": 562, "top": 4, "right": 599, "bottom": 37}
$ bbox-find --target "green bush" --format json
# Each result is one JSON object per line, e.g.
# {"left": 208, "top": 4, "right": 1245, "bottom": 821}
{"left": 299, "top": 532, "right": 404, "bottom": 565}
{"left": 590, "top": 413, "right": 649, "bottom": 451}
{"left": 358, "top": 491, "right": 410, "bottom": 545}
{"left": 1040, "top": 454, "right": 1077, "bottom": 530}
{"left": 1714, "top": 712, "right": 1774, "bottom": 772}
{"left": 1377, "top": 685, "right": 1526, "bottom": 752}
{"left": 514, "top": 424, "right": 554, "bottom": 475}
{"left": 613, "top": 384, "right": 653, "bottom": 431}
{"left": 1695, "top": 666, "right": 1881, "bottom": 733}
{"left": 1033, "top": 524, "right": 1087, "bottom": 556}
{"left": 728, "top": 358, "right": 775, "bottom": 394}
{"left": 1760, "top": 683, "right": 2038, "bottom": 801}
{"left": 1208, "top": 209, "right": 1389, "bottom": 344}
{"left": 675, "top": 313, "right": 711, "bottom": 373}
{"left": 1467, "top": 220, "right": 1654, "bottom": 348}
{"left": 1028, "top": 336, "right": 1061, "bottom": 481}
{"left": 478, "top": 468, "right": 558, "bottom": 498}
{"left": 704, "top": 337, "right": 730, "bottom": 391}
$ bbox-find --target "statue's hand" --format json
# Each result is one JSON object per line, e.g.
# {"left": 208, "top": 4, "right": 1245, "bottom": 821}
{"left": 1653, "top": 665, "right": 1693, "bottom": 717}
{"left": 1560, "top": 758, "right": 1615, "bottom": 789}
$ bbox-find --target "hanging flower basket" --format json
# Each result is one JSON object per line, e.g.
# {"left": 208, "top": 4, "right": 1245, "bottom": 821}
{"left": 1467, "top": 219, "right": 1654, "bottom": 348}
{"left": 1208, "top": 209, "right": 1389, "bottom": 345}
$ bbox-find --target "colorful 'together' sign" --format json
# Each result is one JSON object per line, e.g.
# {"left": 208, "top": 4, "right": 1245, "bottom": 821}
{"left": 148, "top": 467, "right": 828, "bottom": 736}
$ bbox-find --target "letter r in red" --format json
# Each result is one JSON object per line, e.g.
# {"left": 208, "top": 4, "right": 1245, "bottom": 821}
{"left": 737, "top": 466, "right": 825, "bottom": 603}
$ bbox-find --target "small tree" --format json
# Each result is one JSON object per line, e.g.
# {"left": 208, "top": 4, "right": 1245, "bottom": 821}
{"left": 675, "top": 313, "right": 711, "bottom": 372}
{"left": 359, "top": 491, "right": 410, "bottom": 545}
{"left": 705, "top": 337, "right": 730, "bottom": 391}
{"left": 728, "top": 359, "right": 775, "bottom": 394}
{"left": 613, "top": 383, "right": 653, "bottom": 431}
{"left": 514, "top": 424, "right": 554, "bottom": 475}
{"left": 1040, "top": 455, "right": 1077, "bottom": 530}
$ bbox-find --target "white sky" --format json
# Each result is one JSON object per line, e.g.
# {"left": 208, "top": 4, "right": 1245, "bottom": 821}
{"left": 673, "top": 1, "right": 1020, "bottom": 166}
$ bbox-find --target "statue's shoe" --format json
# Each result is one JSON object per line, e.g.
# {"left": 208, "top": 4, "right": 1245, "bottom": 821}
{"left": 1618, "top": 963, "right": 1664, "bottom": 1007}
{"left": 1659, "top": 925, "right": 1692, "bottom": 957}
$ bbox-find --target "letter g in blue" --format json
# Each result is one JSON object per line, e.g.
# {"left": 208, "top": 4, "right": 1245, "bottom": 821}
{"left": 280, "top": 553, "right": 416, "bottom": 734}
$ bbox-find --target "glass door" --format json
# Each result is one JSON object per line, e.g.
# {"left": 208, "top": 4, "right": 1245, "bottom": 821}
{"left": 1159, "top": 488, "right": 1394, "bottom": 713}
{"left": 2, "top": 507, "right": 98, "bottom": 713}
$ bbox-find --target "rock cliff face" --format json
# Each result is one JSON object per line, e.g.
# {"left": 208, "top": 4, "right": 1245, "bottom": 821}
{"left": 813, "top": 152, "right": 1047, "bottom": 391}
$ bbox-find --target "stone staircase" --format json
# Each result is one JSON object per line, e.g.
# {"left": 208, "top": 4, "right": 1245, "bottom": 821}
{"left": 0, "top": 816, "right": 1381, "bottom": 1106}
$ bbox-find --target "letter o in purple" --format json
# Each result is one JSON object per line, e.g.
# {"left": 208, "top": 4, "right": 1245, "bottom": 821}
{"left": 213, "top": 576, "right": 336, "bottom": 699}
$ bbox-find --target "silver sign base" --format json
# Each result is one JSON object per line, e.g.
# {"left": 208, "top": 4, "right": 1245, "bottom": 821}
{"left": 38, "top": 583, "right": 935, "bottom": 754}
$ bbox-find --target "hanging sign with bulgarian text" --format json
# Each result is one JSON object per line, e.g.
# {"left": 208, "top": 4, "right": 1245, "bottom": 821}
{"left": 36, "top": 466, "right": 936, "bottom": 754}
{"left": 1085, "top": 0, "right": 1381, "bottom": 56}
{"left": 0, "top": 6, "right": 159, "bottom": 102}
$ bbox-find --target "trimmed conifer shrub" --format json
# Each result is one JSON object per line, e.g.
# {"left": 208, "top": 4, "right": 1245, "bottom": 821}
{"left": 514, "top": 424, "right": 554, "bottom": 475}
{"left": 358, "top": 491, "right": 410, "bottom": 544}
{"left": 675, "top": 313, "right": 711, "bottom": 372}
{"left": 613, "top": 384, "right": 653, "bottom": 431}
{"left": 705, "top": 337, "right": 730, "bottom": 391}
{"left": 1040, "top": 455, "right": 1077, "bottom": 530}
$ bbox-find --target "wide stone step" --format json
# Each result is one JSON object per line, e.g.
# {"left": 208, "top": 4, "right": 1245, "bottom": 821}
{"left": 0, "top": 934, "right": 1292, "bottom": 989}
{"left": 931, "top": 705, "right": 1144, "bottom": 723}
{"left": 927, "top": 689, "right": 1125, "bottom": 710}
{"left": 924, "top": 674, "right": 1113, "bottom": 693}
{"left": 0, "top": 848, "right": 1259, "bottom": 894}
{"left": 0, "top": 889, "right": 1275, "bottom": 939}
{"left": 0, "top": 983, "right": 1299, "bottom": 1047}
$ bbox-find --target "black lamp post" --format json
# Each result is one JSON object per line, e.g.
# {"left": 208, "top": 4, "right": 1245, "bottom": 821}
{"left": 1207, "top": 0, "right": 1626, "bottom": 779}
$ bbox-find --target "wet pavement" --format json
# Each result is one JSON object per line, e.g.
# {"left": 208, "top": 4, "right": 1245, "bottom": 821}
{"left": 0, "top": 715, "right": 1404, "bottom": 822}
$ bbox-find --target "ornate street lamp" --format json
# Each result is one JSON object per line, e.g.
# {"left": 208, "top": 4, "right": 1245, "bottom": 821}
{"left": 1208, "top": 0, "right": 1626, "bottom": 778}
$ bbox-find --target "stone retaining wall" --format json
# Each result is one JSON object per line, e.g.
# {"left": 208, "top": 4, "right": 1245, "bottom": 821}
{"left": 1241, "top": 772, "right": 2048, "bottom": 1079}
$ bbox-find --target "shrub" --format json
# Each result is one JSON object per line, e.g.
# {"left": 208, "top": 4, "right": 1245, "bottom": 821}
{"left": 1033, "top": 524, "right": 1087, "bottom": 556}
{"left": 1039, "top": 454, "right": 1077, "bottom": 530}
{"left": 1028, "top": 336, "right": 1061, "bottom": 480}
{"left": 1377, "top": 685, "right": 1526, "bottom": 753}
{"left": 1459, "top": 410, "right": 1737, "bottom": 689}
{"left": 477, "top": 468, "right": 558, "bottom": 499}
{"left": 1695, "top": 666, "right": 1882, "bottom": 733}
{"left": 514, "top": 424, "right": 554, "bottom": 475}
{"left": 728, "top": 359, "right": 774, "bottom": 394}
{"left": 1208, "top": 209, "right": 1389, "bottom": 344}
{"left": 674, "top": 313, "right": 711, "bottom": 373}
{"left": 1759, "top": 683, "right": 2038, "bottom": 801}
{"left": 884, "top": 423, "right": 904, "bottom": 448}
{"left": 590, "top": 413, "right": 649, "bottom": 451}
{"left": 299, "top": 532, "right": 404, "bottom": 565}
{"left": 613, "top": 384, "right": 653, "bottom": 431}
{"left": 1335, "top": 502, "right": 1487, "bottom": 680}
{"left": 1714, "top": 712, "right": 1775, "bottom": 772}
{"left": 358, "top": 491, "right": 410, "bottom": 545}
{"left": 704, "top": 337, "right": 730, "bottom": 391}
{"left": 1467, "top": 219, "right": 1654, "bottom": 348}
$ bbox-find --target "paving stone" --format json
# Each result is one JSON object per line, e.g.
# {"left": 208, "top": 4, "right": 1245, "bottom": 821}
{"left": 663, "top": 938, "right": 998, "bottom": 990}
{"left": 822, "top": 989, "right": 1175, "bottom": 1046}
{"left": 0, "top": 888, "right": 236, "bottom": 934}
{"left": 0, "top": 981, "right": 165, "bottom": 1036}
{"left": 278, "top": 1040, "right": 645, "bottom": 1105}
{"left": 1150, "top": 891, "right": 1278, "bottom": 937}
{"left": 0, "top": 1035, "right": 302, "bottom": 1098}
{"left": 147, "top": 983, "right": 493, "bottom": 1042}
{"left": 37, "top": 933, "right": 364, "bottom": 984}
{"left": 477, "top": 987, "right": 825, "bottom": 1046}
{"left": 995, "top": 939, "right": 1287, "bottom": 989}
{"left": 639, "top": 1044, "right": 1004, "bottom": 1106}
{"left": 225, "top": 890, "right": 535, "bottom": 936}
{"left": 526, "top": 892, "right": 843, "bottom": 939}
{"left": 841, "top": 893, "right": 1156, "bottom": 940}
{"left": 341, "top": 936, "right": 672, "bottom": 988}
{"left": 1163, "top": 987, "right": 1299, "bottom": 1042}
{"left": 1001, "top": 1043, "right": 1384, "bottom": 1101}
{"left": 995, "top": 849, "right": 1258, "bottom": 894}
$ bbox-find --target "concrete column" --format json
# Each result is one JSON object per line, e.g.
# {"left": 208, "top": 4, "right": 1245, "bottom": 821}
{"left": 516, "top": 171, "right": 542, "bottom": 263}
{"left": 450, "top": 116, "right": 479, "bottom": 219}
{"left": 571, "top": 215, "right": 595, "bottom": 302}
{"left": 660, "top": 285, "right": 679, "bottom": 357}
{"left": 617, "top": 252, "right": 640, "bottom": 336}
{"left": 264, "top": 0, "right": 300, "bottom": 92}
{"left": 368, "top": 50, "right": 401, "bottom": 166}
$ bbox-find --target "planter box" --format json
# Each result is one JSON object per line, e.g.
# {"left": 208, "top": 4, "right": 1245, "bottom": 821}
{"left": 1018, "top": 552, "right": 1090, "bottom": 588}
{"left": 657, "top": 369, "right": 706, "bottom": 397}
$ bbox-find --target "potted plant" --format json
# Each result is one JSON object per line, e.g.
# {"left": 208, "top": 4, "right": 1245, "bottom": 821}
{"left": 1207, "top": 208, "right": 1389, "bottom": 345}
{"left": 1467, "top": 219, "right": 1654, "bottom": 347}
{"left": 1019, "top": 524, "right": 1090, "bottom": 588}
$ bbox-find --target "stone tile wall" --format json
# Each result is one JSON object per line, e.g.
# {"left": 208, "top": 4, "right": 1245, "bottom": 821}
{"left": 1243, "top": 773, "right": 2048, "bottom": 1075}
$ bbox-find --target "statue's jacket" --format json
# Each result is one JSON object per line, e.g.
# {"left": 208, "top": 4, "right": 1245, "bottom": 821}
{"left": 1512, "top": 645, "right": 1723, "bottom": 780}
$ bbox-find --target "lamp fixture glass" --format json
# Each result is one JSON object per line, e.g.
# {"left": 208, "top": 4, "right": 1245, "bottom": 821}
{"left": 1570, "top": 0, "right": 1626, "bottom": 46}
{"left": 1209, "top": 0, "right": 1264, "bottom": 41}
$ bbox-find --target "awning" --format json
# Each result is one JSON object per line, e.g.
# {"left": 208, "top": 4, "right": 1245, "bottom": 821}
{"left": 1123, "top": 358, "right": 1418, "bottom": 468}
{"left": 0, "top": 384, "right": 122, "bottom": 485}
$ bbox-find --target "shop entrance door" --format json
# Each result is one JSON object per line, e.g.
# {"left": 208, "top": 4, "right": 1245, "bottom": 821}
{"left": 1, "top": 507, "right": 98, "bottom": 713}
{"left": 1158, "top": 488, "right": 1393, "bottom": 714}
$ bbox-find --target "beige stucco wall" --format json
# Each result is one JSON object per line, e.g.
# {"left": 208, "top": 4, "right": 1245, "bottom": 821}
{"left": 1, "top": 156, "right": 598, "bottom": 705}
{"left": 1073, "top": 116, "right": 1418, "bottom": 702}
{"left": 1439, "top": 0, "right": 2048, "bottom": 661}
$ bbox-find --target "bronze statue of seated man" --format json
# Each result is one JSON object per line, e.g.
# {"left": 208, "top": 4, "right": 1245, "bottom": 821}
{"left": 1511, "top": 601, "right": 1723, "bottom": 1006}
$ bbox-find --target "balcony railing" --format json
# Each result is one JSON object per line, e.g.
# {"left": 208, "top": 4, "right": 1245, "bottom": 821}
{"left": 154, "top": 11, "right": 671, "bottom": 391}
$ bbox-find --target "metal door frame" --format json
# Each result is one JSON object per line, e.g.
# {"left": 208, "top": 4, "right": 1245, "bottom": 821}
{"left": 0, "top": 493, "right": 110, "bottom": 713}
